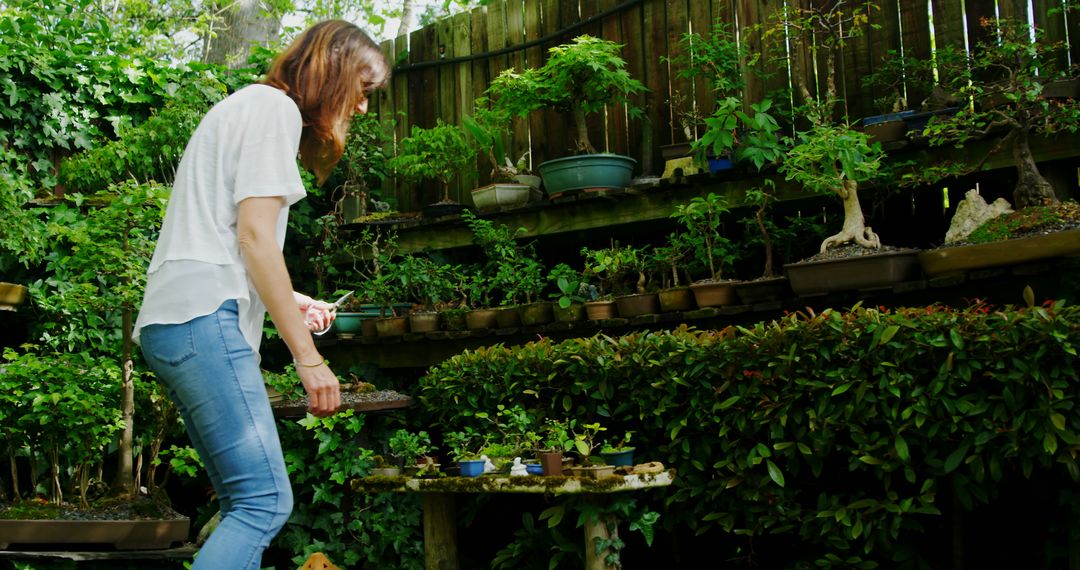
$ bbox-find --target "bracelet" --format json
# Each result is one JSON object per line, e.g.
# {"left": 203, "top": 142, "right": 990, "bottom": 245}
{"left": 294, "top": 358, "right": 327, "bottom": 368}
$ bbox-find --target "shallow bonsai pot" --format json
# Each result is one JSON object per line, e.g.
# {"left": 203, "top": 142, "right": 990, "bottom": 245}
{"left": 519, "top": 301, "right": 554, "bottom": 326}
{"left": 584, "top": 300, "right": 618, "bottom": 320}
{"left": 660, "top": 142, "right": 693, "bottom": 160}
{"left": 553, "top": 302, "right": 586, "bottom": 322}
{"left": 374, "top": 316, "right": 409, "bottom": 337}
{"left": 785, "top": 249, "right": 922, "bottom": 296}
{"left": 513, "top": 173, "right": 542, "bottom": 191}
{"left": 465, "top": 308, "right": 499, "bottom": 330}
{"left": 614, "top": 292, "right": 660, "bottom": 317}
{"left": 333, "top": 312, "right": 369, "bottom": 337}
{"left": 422, "top": 201, "right": 466, "bottom": 219}
{"left": 495, "top": 306, "right": 522, "bottom": 328}
{"left": 861, "top": 111, "right": 913, "bottom": 144}
{"left": 370, "top": 466, "right": 402, "bottom": 477}
{"left": 408, "top": 311, "right": 440, "bottom": 333}
{"left": 537, "top": 154, "right": 636, "bottom": 196}
{"left": 0, "top": 518, "right": 189, "bottom": 550}
{"left": 568, "top": 465, "right": 616, "bottom": 480}
{"left": 471, "top": 183, "right": 531, "bottom": 209}
{"left": 0, "top": 282, "right": 28, "bottom": 308}
{"left": 689, "top": 280, "right": 738, "bottom": 307}
{"left": 918, "top": 228, "right": 1080, "bottom": 277}
{"left": 658, "top": 286, "right": 696, "bottom": 312}
{"left": 734, "top": 276, "right": 791, "bottom": 305}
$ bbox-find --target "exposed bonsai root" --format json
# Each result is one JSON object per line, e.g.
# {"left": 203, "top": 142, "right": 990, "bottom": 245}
{"left": 819, "top": 226, "right": 881, "bottom": 253}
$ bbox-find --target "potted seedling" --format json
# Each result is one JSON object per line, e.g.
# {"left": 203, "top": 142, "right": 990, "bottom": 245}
{"left": 388, "top": 429, "right": 435, "bottom": 477}
{"left": 547, "top": 263, "right": 589, "bottom": 322}
{"left": 388, "top": 119, "right": 478, "bottom": 219}
{"left": 538, "top": 418, "right": 576, "bottom": 476}
{"left": 486, "top": 35, "right": 646, "bottom": 196}
{"left": 567, "top": 422, "right": 615, "bottom": 479}
{"left": 652, "top": 235, "right": 696, "bottom": 312}
{"left": 670, "top": 193, "right": 740, "bottom": 307}
{"left": 444, "top": 427, "right": 487, "bottom": 477}
{"left": 369, "top": 455, "right": 402, "bottom": 477}
{"left": 599, "top": 431, "right": 636, "bottom": 467}
{"left": 462, "top": 97, "right": 534, "bottom": 209}
{"left": 733, "top": 180, "right": 791, "bottom": 304}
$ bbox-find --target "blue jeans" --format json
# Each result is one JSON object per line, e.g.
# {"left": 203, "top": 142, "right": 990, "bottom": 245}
{"left": 141, "top": 300, "right": 292, "bottom": 570}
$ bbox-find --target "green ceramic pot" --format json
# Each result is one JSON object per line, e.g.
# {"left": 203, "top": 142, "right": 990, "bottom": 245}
{"left": 536, "top": 154, "right": 636, "bottom": 196}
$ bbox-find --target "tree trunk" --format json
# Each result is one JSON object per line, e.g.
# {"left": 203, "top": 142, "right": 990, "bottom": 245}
{"left": 820, "top": 179, "right": 881, "bottom": 252}
{"left": 573, "top": 106, "right": 594, "bottom": 154}
{"left": 1011, "top": 126, "right": 1058, "bottom": 208}
{"left": 111, "top": 307, "right": 136, "bottom": 496}
{"left": 205, "top": 0, "right": 281, "bottom": 69}
{"left": 396, "top": 0, "right": 415, "bottom": 39}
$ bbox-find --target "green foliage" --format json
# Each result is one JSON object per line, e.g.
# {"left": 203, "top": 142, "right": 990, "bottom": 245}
{"left": 965, "top": 202, "right": 1080, "bottom": 245}
{"left": 59, "top": 78, "right": 228, "bottom": 192}
{"left": 275, "top": 406, "right": 423, "bottom": 569}
{"left": 486, "top": 35, "right": 646, "bottom": 154}
{"left": 388, "top": 119, "right": 476, "bottom": 202}
{"left": 547, "top": 263, "right": 589, "bottom": 309}
{"left": 0, "top": 347, "right": 124, "bottom": 506}
{"left": 664, "top": 18, "right": 743, "bottom": 98}
{"left": 388, "top": 429, "right": 433, "bottom": 466}
{"left": 670, "top": 193, "right": 737, "bottom": 282}
{"left": 419, "top": 301, "right": 1080, "bottom": 567}
{"left": 780, "top": 123, "right": 884, "bottom": 197}
{"left": 0, "top": 148, "right": 49, "bottom": 274}
{"left": 156, "top": 445, "right": 204, "bottom": 480}
{"left": 336, "top": 111, "right": 392, "bottom": 191}
{"left": 462, "top": 210, "right": 545, "bottom": 305}
{"left": 579, "top": 243, "right": 653, "bottom": 297}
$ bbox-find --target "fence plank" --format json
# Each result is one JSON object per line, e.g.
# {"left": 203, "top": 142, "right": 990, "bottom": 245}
{"left": 997, "top": 0, "right": 1028, "bottom": 21}
{"left": 1031, "top": 0, "right": 1069, "bottom": 73}
{"left": 470, "top": 6, "right": 491, "bottom": 188}
{"left": 599, "top": 0, "right": 628, "bottom": 156}
{"left": 864, "top": 0, "right": 902, "bottom": 118}
{"left": 1070, "top": 4, "right": 1080, "bottom": 66}
{"left": 642, "top": 0, "right": 670, "bottom": 170}
{"left": 736, "top": 1, "right": 767, "bottom": 109}
{"left": 393, "top": 34, "right": 414, "bottom": 210}
{"left": 375, "top": 38, "right": 397, "bottom": 200}
{"left": 964, "top": 0, "right": 996, "bottom": 48}
{"left": 505, "top": 0, "right": 531, "bottom": 169}
{"left": 578, "top": 0, "right": 608, "bottom": 153}
{"left": 842, "top": 2, "right": 875, "bottom": 120}
{"left": 619, "top": 0, "right": 647, "bottom": 171}
{"left": 524, "top": 0, "right": 546, "bottom": 171}
{"left": 900, "top": 0, "right": 933, "bottom": 108}
{"left": 538, "top": 0, "right": 568, "bottom": 161}
{"left": 665, "top": 0, "right": 691, "bottom": 149}
{"left": 930, "top": 0, "right": 966, "bottom": 53}
{"left": 452, "top": 13, "right": 477, "bottom": 198}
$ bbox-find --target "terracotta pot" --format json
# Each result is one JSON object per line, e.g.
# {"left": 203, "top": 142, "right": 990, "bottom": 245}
{"left": 465, "top": 308, "right": 499, "bottom": 330}
{"left": 615, "top": 293, "right": 661, "bottom": 317}
{"left": 918, "top": 229, "right": 1080, "bottom": 277}
{"left": 495, "top": 306, "right": 522, "bottom": 328}
{"left": 658, "top": 287, "right": 696, "bottom": 312}
{"left": 689, "top": 280, "right": 738, "bottom": 307}
{"left": 408, "top": 311, "right": 440, "bottom": 333}
{"left": 539, "top": 451, "right": 564, "bottom": 476}
{"left": 734, "top": 277, "right": 791, "bottom": 305}
{"left": 584, "top": 300, "right": 618, "bottom": 320}
{"left": 520, "top": 301, "right": 554, "bottom": 325}
{"left": 784, "top": 249, "right": 922, "bottom": 296}
{"left": 374, "top": 316, "right": 409, "bottom": 337}
{"left": 553, "top": 302, "right": 586, "bottom": 322}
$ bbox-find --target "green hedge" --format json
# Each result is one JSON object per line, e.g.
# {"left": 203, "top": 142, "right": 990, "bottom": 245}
{"left": 418, "top": 301, "right": 1080, "bottom": 567}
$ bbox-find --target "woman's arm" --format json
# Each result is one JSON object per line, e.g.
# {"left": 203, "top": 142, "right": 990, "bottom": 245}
{"left": 237, "top": 196, "right": 340, "bottom": 416}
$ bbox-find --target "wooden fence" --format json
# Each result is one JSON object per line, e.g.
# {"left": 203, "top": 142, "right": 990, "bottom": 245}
{"left": 369, "top": 0, "right": 1079, "bottom": 212}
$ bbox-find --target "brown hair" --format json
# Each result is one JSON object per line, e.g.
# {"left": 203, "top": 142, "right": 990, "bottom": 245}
{"left": 263, "top": 20, "right": 390, "bottom": 183}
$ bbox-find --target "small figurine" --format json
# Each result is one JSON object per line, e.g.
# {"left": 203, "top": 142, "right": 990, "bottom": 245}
{"left": 480, "top": 454, "right": 496, "bottom": 474}
{"left": 509, "top": 457, "right": 528, "bottom": 477}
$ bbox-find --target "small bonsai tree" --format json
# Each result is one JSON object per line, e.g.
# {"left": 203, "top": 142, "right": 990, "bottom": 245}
{"left": 388, "top": 429, "right": 433, "bottom": 467}
{"left": 670, "top": 193, "right": 739, "bottom": 282}
{"left": 462, "top": 210, "right": 545, "bottom": 305}
{"left": 486, "top": 35, "right": 646, "bottom": 154}
{"left": 741, "top": 180, "right": 780, "bottom": 279}
{"left": 462, "top": 96, "right": 531, "bottom": 182}
{"left": 923, "top": 17, "right": 1080, "bottom": 208}
{"left": 388, "top": 120, "right": 477, "bottom": 204}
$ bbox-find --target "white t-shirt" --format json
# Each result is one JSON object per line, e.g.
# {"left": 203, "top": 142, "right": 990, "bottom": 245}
{"left": 134, "top": 84, "right": 308, "bottom": 353}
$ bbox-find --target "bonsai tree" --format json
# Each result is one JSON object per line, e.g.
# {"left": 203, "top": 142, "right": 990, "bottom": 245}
{"left": 335, "top": 112, "right": 391, "bottom": 221}
{"left": 388, "top": 119, "right": 477, "bottom": 204}
{"left": 662, "top": 18, "right": 744, "bottom": 144}
{"left": 486, "top": 35, "right": 646, "bottom": 154}
{"left": 386, "top": 253, "right": 454, "bottom": 313}
{"left": 779, "top": 123, "right": 885, "bottom": 252}
{"left": 741, "top": 180, "right": 780, "bottom": 279}
{"left": 462, "top": 210, "right": 545, "bottom": 306}
{"left": 670, "top": 193, "right": 739, "bottom": 282}
{"left": 462, "top": 96, "right": 531, "bottom": 183}
{"left": 923, "top": 17, "right": 1080, "bottom": 208}
{"left": 388, "top": 429, "right": 433, "bottom": 467}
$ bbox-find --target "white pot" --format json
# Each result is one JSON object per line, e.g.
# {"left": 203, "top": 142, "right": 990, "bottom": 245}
{"left": 471, "top": 183, "right": 531, "bottom": 209}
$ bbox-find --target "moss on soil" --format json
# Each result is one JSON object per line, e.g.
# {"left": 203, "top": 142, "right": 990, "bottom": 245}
{"left": 965, "top": 201, "right": 1080, "bottom": 244}
{"left": 0, "top": 495, "right": 183, "bottom": 521}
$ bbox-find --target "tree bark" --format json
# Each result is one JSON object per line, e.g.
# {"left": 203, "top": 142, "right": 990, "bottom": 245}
{"left": 1011, "top": 126, "right": 1058, "bottom": 208}
{"left": 573, "top": 106, "right": 594, "bottom": 154}
{"left": 396, "top": 0, "right": 415, "bottom": 39}
{"left": 111, "top": 307, "right": 135, "bottom": 496}
{"left": 820, "top": 179, "right": 881, "bottom": 252}
{"left": 205, "top": 0, "right": 281, "bottom": 69}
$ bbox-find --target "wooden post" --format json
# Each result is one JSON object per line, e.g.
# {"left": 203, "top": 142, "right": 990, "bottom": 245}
{"left": 583, "top": 498, "right": 618, "bottom": 570}
{"left": 423, "top": 493, "right": 458, "bottom": 570}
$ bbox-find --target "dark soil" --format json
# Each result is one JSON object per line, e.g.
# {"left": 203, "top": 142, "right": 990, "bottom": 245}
{"left": 799, "top": 244, "right": 916, "bottom": 264}
{"left": 0, "top": 495, "right": 186, "bottom": 521}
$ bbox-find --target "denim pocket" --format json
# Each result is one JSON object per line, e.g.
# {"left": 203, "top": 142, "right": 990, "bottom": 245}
{"left": 141, "top": 321, "right": 198, "bottom": 366}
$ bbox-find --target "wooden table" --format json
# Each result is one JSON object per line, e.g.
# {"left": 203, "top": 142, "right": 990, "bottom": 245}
{"left": 351, "top": 470, "right": 675, "bottom": 570}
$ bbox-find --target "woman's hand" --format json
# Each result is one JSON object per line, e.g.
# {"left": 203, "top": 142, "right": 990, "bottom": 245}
{"left": 294, "top": 291, "right": 336, "bottom": 333}
{"left": 296, "top": 361, "right": 340, "bottom": 417}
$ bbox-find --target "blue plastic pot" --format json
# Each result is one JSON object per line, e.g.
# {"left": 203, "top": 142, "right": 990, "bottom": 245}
{"left": 599, "top": 448, "right": 635, "bottom": 467}
{"left": 525, "top": 463, "right": 543, "bottom": 475}
{"left": 707, "top": 156, "right": 734, "bottom": 173}
{"left": 458, "top": 459, "right": 486, "bottom": 477}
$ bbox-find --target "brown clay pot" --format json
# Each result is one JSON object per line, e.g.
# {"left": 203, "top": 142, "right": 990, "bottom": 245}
{"left": 408, "top": 311, "right": 440, "bottom": 333}
{"left": 539, "top": 451, "right": 564, "bottom": 476}
{"left": 495, "top": 306, "right": 522, "bottom": 328}
{"left": 615, "top": 293, "right": 661, "bottom": 317}
{"left": 689, "top": 280, "right": 738, "bottom": 307}
{"left": 520, "top": 301, "right": 555, "bottom": 325}
{"left": 553, "top": 302, "right": 586, "bottom": 322}
{"left": 361, "top": 317, "right": 378, "bottom": 338}
{"left": 584, "top": 300, "right": 617, "bottom": 320}
{"left": 374, "top": 316, "right": 409, "bottom": 337}
{"left": 657, "top": 287, "right": 696, "bottom": 312}
{"left": 440, "top": 310, "right": 468, "bottom": 331}
{"left": 465, "top": 308, "right": 499, "bottom": 330}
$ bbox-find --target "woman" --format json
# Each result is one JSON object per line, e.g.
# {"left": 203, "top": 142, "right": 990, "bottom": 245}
{"left": 135, "top": 20, "right": 389, "bottom": 569}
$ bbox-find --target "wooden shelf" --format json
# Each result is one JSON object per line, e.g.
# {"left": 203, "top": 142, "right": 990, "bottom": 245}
{"left": 350, "top": 469, "right": 676, "bottom": 495}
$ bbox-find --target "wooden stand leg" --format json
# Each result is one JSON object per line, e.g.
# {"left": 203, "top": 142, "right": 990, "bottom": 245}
{"left": 423, "top": 493, "right": 458, "bottom": 570}
{"left": 583, "top": 511, "right": 619, "bottom": 570}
